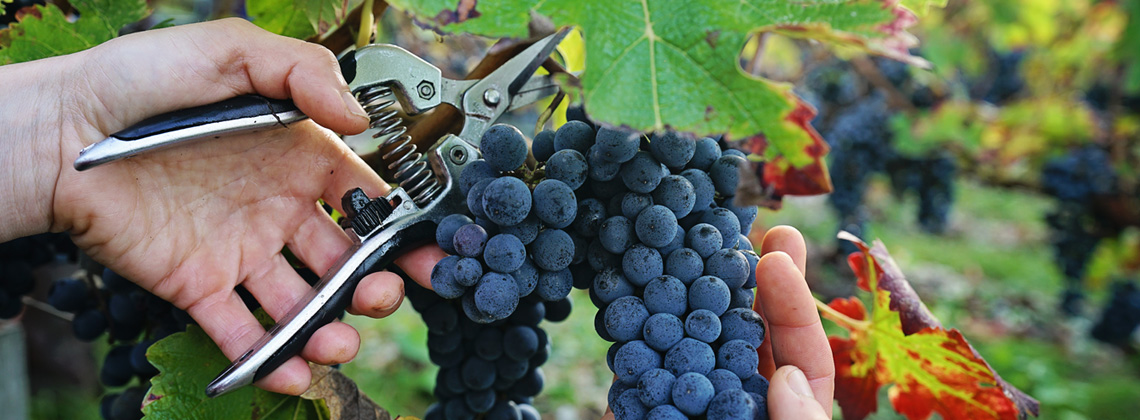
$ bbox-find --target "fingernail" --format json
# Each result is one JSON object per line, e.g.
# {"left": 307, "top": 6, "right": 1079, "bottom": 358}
{"left": 341, "top": 90, "right": 368, "bottom": 119}
{"left": 787, "top": 367, "right": 814, "bottom": 398}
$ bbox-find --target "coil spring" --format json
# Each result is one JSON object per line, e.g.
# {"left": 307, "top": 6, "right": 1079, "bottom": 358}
{"left": 356, "top": 86, "right": 443, "bottom": 206}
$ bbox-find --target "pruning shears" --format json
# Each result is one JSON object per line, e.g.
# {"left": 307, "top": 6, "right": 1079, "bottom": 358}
{"left": 74, "top": 29, "right": 570, "bottom": 398}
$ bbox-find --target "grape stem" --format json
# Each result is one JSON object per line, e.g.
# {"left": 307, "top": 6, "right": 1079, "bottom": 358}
{"left": 20, "top": 296, "right": 75, "bottom": 322}
{"left": 814, "top": 297, "right": 869, "bottom": 332}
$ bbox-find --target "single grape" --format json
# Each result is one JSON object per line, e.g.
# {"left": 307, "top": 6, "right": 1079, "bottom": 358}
{"left": 709, "top": 154, "right": 746, "bottom": 196}
{"left": 643, "top": 275, "right": 687, "bottom": 317}
{"left": 467, "top": 178, "right": 494, "bottom": 219}
{"left": 637, "top": 368, "right": 676, "bottom": 408}
{"left": 664, "top": 337, "right": 715, "bottom": 376}
{"left": 454, "top": 257, "right": 484, "bottom": 287}
{"left": 535, "top": 268, "right": 573, "bottom": 301}
{"left": 510, "top": 258, "right": 539, "bottom": 297}
{"left": 588, "top": 145, "right": 622, "bottom": 181}
{"left": 546, "top": 149, "right": 588, "bottom": 190}
{"left": 599, "top": 216, "right": 636, "bottom": 254}
{"left": 717, "top": 339, "right": 760, "bottom": 378}
{"left": 635, "top": 205, "right": 679, "bottom": 249}
{"left": 666, "top": 248, "right": 705, "bottom": 285}
{"left": 671, "top": 372, "right": 715, "bottom": 416}
{"left": 605, "top": 296, "right": 651, "bottom": 342}
{"left": 719, "top": 308, "right": 765, "bottom": 347}
{"left": 543, "top": 297, "right": 572, "bottom": 322}
{"left": 620, "top": 192, "right": 654, "bottom": 220}
{"left": 483, "top": 177, "right": 533, "bottom": 227}
{"left": 688, "top": 137, "right": 722, "bottom": 171}
{"left": 530, "top": 229, "right": 574, "bottom": 272}
{"left": 614, "top": 340, "right": 663, "bottom": 385}
{"left": 621, "top": 151, "right": 666, "bottom": 193}
{"left": 685, "top": 309, "right": 722, "bottom": 343}
{"left": 649, "top": 131, "right": 696, "bottom": 170}
{"left": 705, "top": 248, "right": 750, "bottom": 289}
{"left": 652, "top": 175, "right": 696, "bottom": 218}
{"left": 708, "top": 369, "right": 743, "bottom": 394}
{"left": 553, "top": 120, "right": 595, "bottom": 154}
{"left": 613, "top": 388, "right": 649, "bottom": 420}
{"left": 431, "top": 255, "right": 466, "bottom": 299}
{"left": 48, "top": 277, "right": 89, "bottom": 312}
{"left": 474, "top": 272, "right": 520, "bottom": 321}
{"left": 459, "top": 160, "right": 496, "bottom": 196}
{"left": 595, "top": 127, "right": 640, "bottom": 163}
{"left": 594, "top": 268, "right": 635, "bottom": 304}
{"left": 484, "top": 234, "right": 526, "bottom": 273}
{"left": 453, "top": 224, "right": 489, "bottom": 258}
{"left": 532, "top": 130, "right": 556, "bottom": 162}
{"left": 643, "top": 312, "right": 685, "bottom": 352}
{"left": 504, "top": 325, "right": 540, "bottom": 361}
{"left": 686, "top": 223, "right": 723, "bottom": 259}
{"left": 500, "top": 214, "right": 540, "bottom": 245}
{"left": 532, "top": 179, "right": 577, "bottom": 229}
{"left": 706, "top": 388, "right": 757, "bottom": 420}
{"left": 646, "top": 404, "right": 687, "bottom": 420}
{"left": 622, "top": 244, "right": 663, "bottom": 287}
{"left": 481, "top": 124, "right": 529, "bottom": 172}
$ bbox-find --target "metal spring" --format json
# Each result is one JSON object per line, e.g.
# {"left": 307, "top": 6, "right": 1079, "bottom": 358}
{"left": 356, "top": 86, "right": 442, "bottom": 206}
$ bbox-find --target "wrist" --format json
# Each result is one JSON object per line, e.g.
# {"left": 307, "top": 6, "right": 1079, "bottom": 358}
{"left": 0, "top": 55, "right": 73, "bottom": 241}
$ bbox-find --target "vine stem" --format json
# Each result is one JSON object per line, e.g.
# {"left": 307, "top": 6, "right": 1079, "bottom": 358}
{"left": 815, "top": 297, "right": 870, "bottom": 332}
{"left": 20, "top": 296, "right": 74, "bottom": 322}
{"left": 356, "top": 0, "right": 376, "bottom": 48}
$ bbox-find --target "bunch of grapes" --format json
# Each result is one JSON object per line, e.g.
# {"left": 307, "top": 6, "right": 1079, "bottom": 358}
{"left": 1039, "top": 145, "right": 1117, "bottom": 314}
{"left": 1091, "top": 280, "right": 1140, "bottom": 349}
{"left": 417, "top": 117, "right": 770, "bottom": 419}
{"left": 45, "top": 267, "right": 191, "bottom": 420}
{"left": 0, "top": 234, "right": 68, "bottom": 319}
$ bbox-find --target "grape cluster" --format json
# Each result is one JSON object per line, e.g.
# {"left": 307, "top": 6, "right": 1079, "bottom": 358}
{"left": 407, "top": 278, "right": 562, "bottom": 420}
{"left": 1091, "top": 280, "right": 1140, "bottom": 349}
{"left": 420, "top": 124, "right": 580, "bottom": 418}
{"left": 420, "top": 119, "right": 769, "bottom": 419}
{"left": 46, "top": 267, "right": 192, "bottom": 420}
{"left": 798, "top": 58, "right": 959, "bottom": 249}
{"left": 0, "top": 234, "right": 72, "bottom": 319}
{"left": 1039, "top": 145, "right": 1117, "bottom": 315}
{"left": 550, "top": 127, "right": 769, "bottom": 420}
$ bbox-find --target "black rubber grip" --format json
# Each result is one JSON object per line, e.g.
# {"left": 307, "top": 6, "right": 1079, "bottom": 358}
{"left": 249, "top": 219, "right": 436, "bottom": 384}
{"left": 112, "top": 95, "right": 299, "bottom": 141}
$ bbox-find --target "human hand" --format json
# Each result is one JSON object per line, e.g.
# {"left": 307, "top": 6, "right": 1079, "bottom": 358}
{"left": 755, "top": 226, "right": 834, "bottom": 419}
{"left": 0, "top": 19, "right": 445, "bottom": 395}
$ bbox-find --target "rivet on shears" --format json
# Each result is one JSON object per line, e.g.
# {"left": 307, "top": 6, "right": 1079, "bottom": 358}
{"left": 483, "top": 89, "right": 501, "bottom": 106}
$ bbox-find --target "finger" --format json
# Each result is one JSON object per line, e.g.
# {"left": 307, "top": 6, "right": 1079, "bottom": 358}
{"left": 395, "top": 244, "right": 449, "bottom": 290}
{"left": 81, "top": 18, "right": 367, "bottom": 136}
{"left": 242, "top": 256, "right": 361, "bottom": 367}
{"left": 767, "top": 365, "right": 830, "bottom": 420}
{"left": 185, "top": 290, "right": 312, "bottom": 395}
{"left": 755, "top": 251, "right": 834, "bottom": 416}
{"left": 755, "top": 226, "right": 807, "bottom": 377}
{"left": 349, "top": 271, "right": 405, "bottom": 318}
{"left": 760, "top": 225, "right": 807, "bottom": 275}
{"left": 286, "top": 204, "right": 354, "bottom": 275}
{"left": 300, "top": 320, "right": 360, "bottom": 365}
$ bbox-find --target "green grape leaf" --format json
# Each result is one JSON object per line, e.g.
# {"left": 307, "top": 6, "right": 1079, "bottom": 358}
{"left": 248, "top": 0, "right": 350, "bottom": 39}
{"left": 0, "top": 0, "right": 148, "bottom": 64}
{"left": 144, "top": 321, "right": 393, "bottom": 419}
{"left": 387, "top": 0, "right": 932, "bottom": 167}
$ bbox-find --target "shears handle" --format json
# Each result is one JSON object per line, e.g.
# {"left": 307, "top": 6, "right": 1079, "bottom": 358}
{"left": 74, "top": 95, "right": 306, "bottom": 170}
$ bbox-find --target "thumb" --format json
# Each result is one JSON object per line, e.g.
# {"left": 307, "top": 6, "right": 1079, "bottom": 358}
{"left": 768, "top": 366, "right": 830, "bottom": 420}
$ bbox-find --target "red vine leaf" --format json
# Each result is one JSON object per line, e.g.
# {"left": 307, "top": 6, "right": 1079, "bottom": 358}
{"left": 823, "top": 232, "right": 1040, "bottom": 420}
